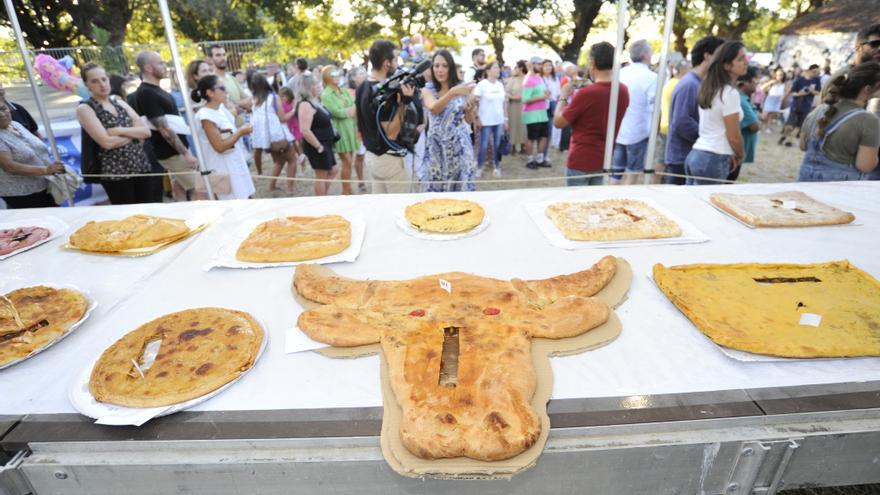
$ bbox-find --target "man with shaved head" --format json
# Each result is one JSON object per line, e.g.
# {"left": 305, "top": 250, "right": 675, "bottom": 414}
{"left": 132, "top": 51, "right": 197, "bottom": 201}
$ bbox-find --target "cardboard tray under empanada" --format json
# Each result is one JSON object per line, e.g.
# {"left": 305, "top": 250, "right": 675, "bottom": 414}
{"left": 295, "top": 257, "right": 631, "bottom": 478}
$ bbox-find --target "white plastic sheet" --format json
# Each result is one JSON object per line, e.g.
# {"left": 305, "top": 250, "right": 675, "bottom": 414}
{"left": 0, "top": 183, "right": 878, "bottom": 415}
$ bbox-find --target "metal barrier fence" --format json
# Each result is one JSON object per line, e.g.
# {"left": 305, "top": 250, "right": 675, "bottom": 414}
{"left": 0, "top": 39, "right": 270, "bottom": 82}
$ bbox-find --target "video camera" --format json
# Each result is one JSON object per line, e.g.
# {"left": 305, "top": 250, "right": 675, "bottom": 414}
{"left": 373, "top": 59, "right": 431, "bottom": 106}
{"left": 368, "top": 58, "right": 431, "bottom": 153}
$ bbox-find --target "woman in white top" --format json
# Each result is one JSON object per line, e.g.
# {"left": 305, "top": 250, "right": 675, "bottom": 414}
{"left": 250, "top": 73, "right": 295, "bottom": 192}
{"left": 685, "top": 41, "right": 748, "bottom": 185}
{"left": 760, "top": 67, "right": 788, "bottom": 132}
{"left": 541, "top": 59, "right": 560, "bottom": 161}
{"left": 473, "top": 61, "right": 508, "bottom": 176}
{"left": 192, "top": 75, "right": 255, "bottom": 200}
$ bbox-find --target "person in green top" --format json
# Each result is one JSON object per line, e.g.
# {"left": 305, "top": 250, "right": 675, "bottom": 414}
{"left": 320, "top": 66, "right": 361, "bottom": 195}
{"left": 521, "top": 56, "right": 551, "bottom": 169}
{"left": 733, "top": 67, "right": 760, "bottom": 182}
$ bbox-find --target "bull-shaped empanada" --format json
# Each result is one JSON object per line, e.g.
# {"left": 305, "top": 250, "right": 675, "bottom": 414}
{"left": 294, "top": 255, "right": 621, "bottom": 462}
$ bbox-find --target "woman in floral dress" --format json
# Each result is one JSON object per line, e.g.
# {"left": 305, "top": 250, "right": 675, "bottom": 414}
{"left": 418, "top": 49, "right": 477, "bottom": 192}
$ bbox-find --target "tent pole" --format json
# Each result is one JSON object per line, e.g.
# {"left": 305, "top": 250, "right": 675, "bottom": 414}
{"left": 2, "top": 0, "right": 74, "bottom": 206}
{"left": 602, "top": 0, "right": 629, "bottom": 182}
{"left": 155, "top": 0, "right": 215, "bottom": 199}
{"left": 643, "top": 0, "right": 677, "bottom": 184}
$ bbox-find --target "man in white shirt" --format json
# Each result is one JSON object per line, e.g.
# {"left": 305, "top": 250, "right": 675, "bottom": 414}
{"left": 463, "top": 48, "right": 486, "bottom": 83}
{"left": 612, "top": 39, "right": 658, "bottom": 185}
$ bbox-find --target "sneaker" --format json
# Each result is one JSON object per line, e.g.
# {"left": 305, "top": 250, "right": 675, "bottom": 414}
{"left": 538, "top": 160, "right": 551, "bottom": 168}
{"left": 526, "top": 160, "right": 538, "bottom": 170}
{"left": 475, "top": 167, "right": 483, "bottom": 178}
{"left": 358, "top": 183, "right": 368, "bottom": 194}
{"left": 493, "top": 168, "right": 502, "bottom": 178}
{"left": 784, "top": 141, "right": 793, "bottom": 147}
{"left": 777, "top": 136, "right": 786, "bottom": 145}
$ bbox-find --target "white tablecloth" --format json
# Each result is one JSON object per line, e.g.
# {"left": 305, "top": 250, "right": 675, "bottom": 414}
{"left": 1, "top": 182, "right": 878, "bottom": 415}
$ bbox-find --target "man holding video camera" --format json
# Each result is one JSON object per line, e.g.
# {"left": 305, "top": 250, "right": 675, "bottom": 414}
{"left": 356, "top": 39, "right": 420, "bottom": 194}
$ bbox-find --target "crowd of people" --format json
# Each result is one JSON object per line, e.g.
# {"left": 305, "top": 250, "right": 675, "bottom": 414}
{"left": 1, "top": 23, "right": 878, "bottom": 209}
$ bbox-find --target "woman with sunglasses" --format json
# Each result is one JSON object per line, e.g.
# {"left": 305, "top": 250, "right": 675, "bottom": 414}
{"left": 192, "top": 75, "right": 255, "bottom": 199}
{"left": 321, "top": 66, "right": 360, "bottom": 195}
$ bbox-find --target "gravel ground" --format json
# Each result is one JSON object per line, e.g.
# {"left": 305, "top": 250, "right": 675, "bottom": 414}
{"left": 250, "top": 124, "right": 805, "bottom": 198}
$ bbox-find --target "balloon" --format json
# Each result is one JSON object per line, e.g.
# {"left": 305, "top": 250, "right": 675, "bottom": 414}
{"left": 34, "top": 54, "right": 89, "bottom": 99}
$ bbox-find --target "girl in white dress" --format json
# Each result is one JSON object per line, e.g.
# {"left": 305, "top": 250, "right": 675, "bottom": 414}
{"left": 760, "top": 68, "right": 789, "bottom": 132}
{"left": 192, "top": 74, "right": 256, "bottom": 200}
{"left": 250, "top": 73, "right": 296, "bottom": 192}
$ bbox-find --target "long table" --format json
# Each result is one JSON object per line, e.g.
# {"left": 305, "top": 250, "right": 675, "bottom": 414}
{"left": 1, "top": 181, "right": 879, "bottom": 494}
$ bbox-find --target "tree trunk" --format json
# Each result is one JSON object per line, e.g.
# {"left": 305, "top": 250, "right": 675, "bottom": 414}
{"left": 489, "top": 31, "right": 505, "bottom": 65}
{"left": 673, "top": 2, "right": 689, "bottom": 57}
{"left": 561, "top": 0, "right": 604, "bottom": 63}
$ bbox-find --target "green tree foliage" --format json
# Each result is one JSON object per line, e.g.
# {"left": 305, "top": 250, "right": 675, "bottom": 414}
{"left": 672, "top": 0, "right": 763, "bottom": 55}
{"left": 447, "top": 0, "right": 539, "bottom": 63}
{"left": 742, "top": 9, "right": 788, "bottom": 53}
{"left": 265, "top": 5, "right": 382, "bottom": 61}
{"left": 0, "top": 0, "right": 84, "bottom": 48}
{"left": 1, "top": 0, "right": 146, "bottom": 48}
{"left": 522, "top": 0, "right": 606, "bottom": 62}
{"left": 169, "top": 0, "right": 265, "bottom": 43}
{"left": 779, "top": 0, "right": 824, "bottom": 18}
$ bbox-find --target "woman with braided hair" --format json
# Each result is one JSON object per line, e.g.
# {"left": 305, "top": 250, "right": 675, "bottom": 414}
{"left": 798, "top": 61, "right": 880, "bottom": 181}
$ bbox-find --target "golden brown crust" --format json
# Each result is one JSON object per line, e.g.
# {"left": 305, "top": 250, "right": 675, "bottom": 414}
{"left": 69, "top": 215, "right": 189, "bottom": 252}
{"left": 88, "top": 308, "right": 263, "bottom": 407}
{"left": 653, "top": 260, "right": 880, "bottom": 358}
{"left": 0, "top": 286, "right": 89, "bottom": 368}
{"left": 404, "top": 199, "right": 485, "bottom": 233}
{"left": 710, "top": 191, "right": 855, "bottom": 227}
{"left": 236, "top": 215, "right": 351, "bottom": 262}
{"left": 514, "top": 255, "right": 617, "bottom": 304}
{"left": 546, "top": 199, "right": 682, "bottom": 241}
{"left": 383, "top": 320, "right": 541, "bottom": 461}
{"left": 293, "top": 258, "right": 616, "bottom": 461}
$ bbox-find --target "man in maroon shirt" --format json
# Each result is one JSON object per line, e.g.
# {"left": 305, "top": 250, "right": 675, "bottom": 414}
{"left": 554, "top": 42, "right": 630, "bottom": 186}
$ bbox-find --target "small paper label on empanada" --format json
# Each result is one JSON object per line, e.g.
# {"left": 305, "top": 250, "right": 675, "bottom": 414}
{"left": 799, "top": 313, "right": 822, "bottom": 327}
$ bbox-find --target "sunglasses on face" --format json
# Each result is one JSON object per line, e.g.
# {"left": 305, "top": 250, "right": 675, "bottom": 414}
{"left": 862, "top": 40, "right": 880, "bottom": 49}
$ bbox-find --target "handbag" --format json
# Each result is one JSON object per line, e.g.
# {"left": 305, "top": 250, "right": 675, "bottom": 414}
{"left": 46, "top": 164, "right": 84, "bottom": 205}
{"left": 499, "top": 132, "right": 512, "bottom": 156}
{"left": 194, "top": 170, "right": 232, "bottom": 195}
{"left": 266, "top": 94, "right": 290, "bottom": 153}
{"left": 79, "top": 102, "right": 102, "bottom": 184}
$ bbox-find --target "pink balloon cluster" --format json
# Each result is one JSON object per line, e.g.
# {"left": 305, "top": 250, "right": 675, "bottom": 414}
{"left": 34, "top": 54, "right": 89, "bottom": 99}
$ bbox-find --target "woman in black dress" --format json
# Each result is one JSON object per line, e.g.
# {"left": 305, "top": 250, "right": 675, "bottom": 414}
{"left": 295, "top": 72, "right": 338, "bottom": 196}
{"left": 76, "top": 62, "right": 155, "bottom": 204}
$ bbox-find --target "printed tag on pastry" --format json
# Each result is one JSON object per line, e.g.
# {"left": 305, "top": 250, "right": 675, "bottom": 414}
{"left": 799, "top": 313, "right": 822, "bottom": 327}
{"left": 439, "top": 278, "right": 452, "bottom": 294}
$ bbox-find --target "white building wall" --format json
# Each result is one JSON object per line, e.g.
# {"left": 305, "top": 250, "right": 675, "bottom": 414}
{"left": 774, "top": 32, "right": 857, "bottom": 71}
